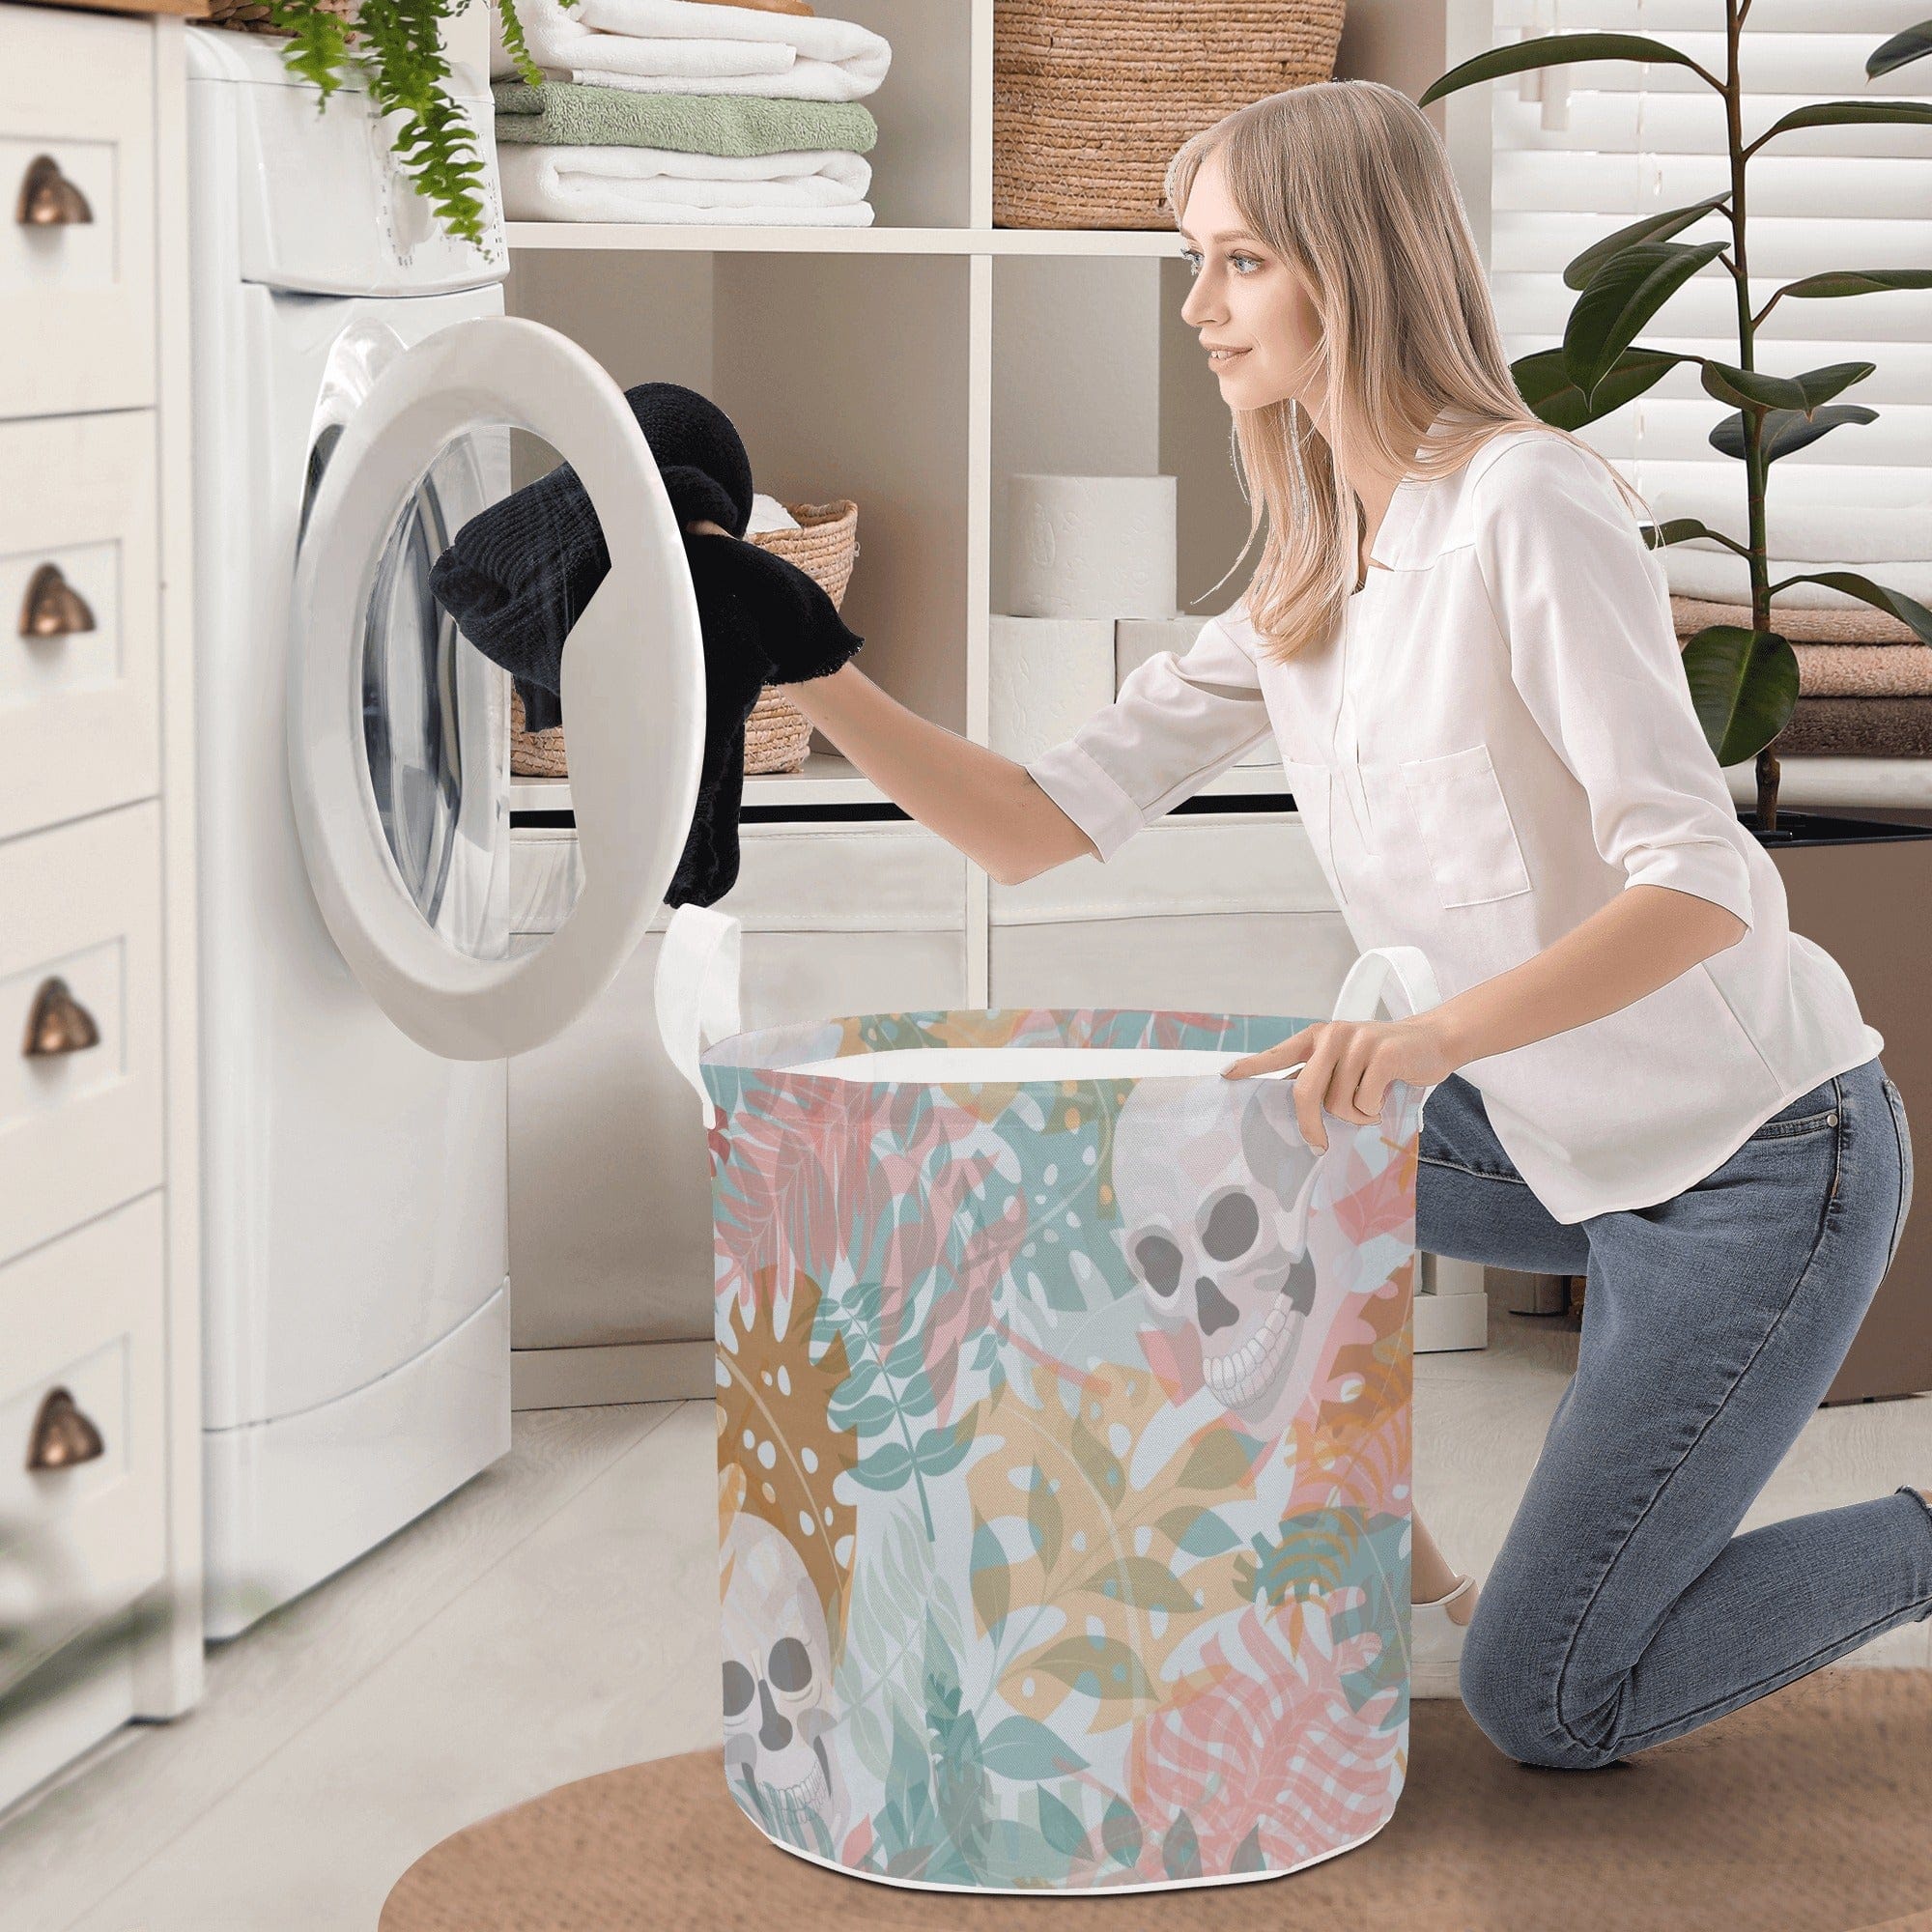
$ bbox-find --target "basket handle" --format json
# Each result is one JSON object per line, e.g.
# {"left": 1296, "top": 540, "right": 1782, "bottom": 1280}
{"left": 1331, "top": 944, "right": 1441, "bottom": 1028}
{"left": 653, "top": 901, "right": 743, "bottom": 1129}
{"left": 1249, "top": 944, "right": 1446, "bottom": 1101}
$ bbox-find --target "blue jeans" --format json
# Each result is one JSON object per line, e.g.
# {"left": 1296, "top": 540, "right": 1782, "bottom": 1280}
{"left": 1416, "top": 1054, "right": 1931, "bottom": 1771}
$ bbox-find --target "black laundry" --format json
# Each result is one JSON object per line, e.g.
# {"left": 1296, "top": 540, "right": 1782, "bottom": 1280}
{"left": 426, "top": 381, "right": 863, "bottom": 905}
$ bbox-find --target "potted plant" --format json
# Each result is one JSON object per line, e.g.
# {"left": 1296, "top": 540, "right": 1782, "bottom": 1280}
{"left": 1422, "top": 10, "right": 1932, "bottom": 1403}
{"left": 210, "top": 0, "right": 560, "bottom": 251}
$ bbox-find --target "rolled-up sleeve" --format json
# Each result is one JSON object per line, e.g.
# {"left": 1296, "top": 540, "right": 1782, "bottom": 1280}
{"left": 1472, "top": 438, "right": 1755, "bottom": 932}
{"left": 1023, "top": 610, "right": 1273, "bottom": 864}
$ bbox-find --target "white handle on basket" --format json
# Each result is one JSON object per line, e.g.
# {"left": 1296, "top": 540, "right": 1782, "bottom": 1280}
{"left": 1251, "top": 944, "right": 1446, "bottom": 1097}
{"left": 1331, "top": 944, "right": 1442, "bottom": 1029}
{"left": 653, "top": 901, "right": 743, "bottom": 1129}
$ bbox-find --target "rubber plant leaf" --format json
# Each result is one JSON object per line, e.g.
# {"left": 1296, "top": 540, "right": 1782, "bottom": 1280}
{"left": 1418, "top": 31, "right": 1718, "bottom": 106}
{"left": 1680, "top": 626, "right": 1801, "bottom": 770}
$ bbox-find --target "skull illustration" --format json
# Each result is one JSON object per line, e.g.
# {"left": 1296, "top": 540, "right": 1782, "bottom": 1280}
{"left": 1113, "top": 1078, "right": 1327, "bottom": 1429}
{"left": 720, "top": 1513, "right": 844, "bottom": 1837}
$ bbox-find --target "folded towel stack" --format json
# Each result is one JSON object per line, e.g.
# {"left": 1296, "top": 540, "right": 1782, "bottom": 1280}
{"left": 490, "top": 0, "right": 891, "bottom": 225}
{"left": 1670, "top": 595, "right": 1932, "bottom": 759}
{"left": 1654, "top": 484, "right": 1932, "bottom": 758}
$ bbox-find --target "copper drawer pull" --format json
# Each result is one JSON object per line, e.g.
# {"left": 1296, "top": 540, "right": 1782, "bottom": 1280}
{"left": 22, "top": 976, "right": 99, "bottom": 1058}
{"left": 19, "top": 563, "right": 96, "bottom": 639}
{"left": 16, "top": 155, "right": 92, "bottom": 228}
{"left": 26, "top": 1386, "right": 105, "bottom": 1471}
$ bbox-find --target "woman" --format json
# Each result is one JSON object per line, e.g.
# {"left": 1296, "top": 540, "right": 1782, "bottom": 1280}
{"left": 766, "top": 80, "right": 1928, "bottom": 1771}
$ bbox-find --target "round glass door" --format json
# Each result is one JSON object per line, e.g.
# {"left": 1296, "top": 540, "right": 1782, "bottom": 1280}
{"left": 289, "top": 315, "right": 705, "bottom": 1060}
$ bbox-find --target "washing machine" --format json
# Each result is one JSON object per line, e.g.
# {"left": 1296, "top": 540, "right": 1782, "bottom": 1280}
{"left": 185, "top": 33, "right": 702, "bottom": 1636}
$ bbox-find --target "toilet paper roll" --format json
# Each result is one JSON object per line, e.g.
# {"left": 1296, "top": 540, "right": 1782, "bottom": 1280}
{"left": 1117, "top": 616, "right": 1279, "bottom": 767}
{"left": 1008, "top": 474, "right": 1178, "bottom": 619}
{"left": 989, "top": 616, "right": 1117, "bottom": 763}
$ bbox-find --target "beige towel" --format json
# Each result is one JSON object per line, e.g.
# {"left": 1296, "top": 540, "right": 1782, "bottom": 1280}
{"left": 1790, "top": 645, "right": 1932, "bottom": 698}
{"left": 1670, "top": 594, "right": 1919, "bottom": 645}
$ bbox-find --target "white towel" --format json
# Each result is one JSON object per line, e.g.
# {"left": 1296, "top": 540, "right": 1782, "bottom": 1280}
{"left": 497, "top": 144, "right": 875, "bottom": 224}
{"left": 490, "top": 0, "right": 892, "bottom": 101}
{"left": 1646, "top": 478, "right": 1932, "bottom": 606}
{"left": 1663, "top": 547, "right": 1932, "bottom": 608}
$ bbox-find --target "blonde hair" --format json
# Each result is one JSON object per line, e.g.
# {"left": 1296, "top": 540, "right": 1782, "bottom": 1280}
{"left": 1165, "top": 79, "right": 1655, "bottom": 665}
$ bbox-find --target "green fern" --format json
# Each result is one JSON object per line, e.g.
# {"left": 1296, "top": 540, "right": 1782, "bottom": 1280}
{"left": 262, "top": 0, "right": 576, "bottom": 250}
{"left": 492, "top": 0, "right": 544, "bottom": 89}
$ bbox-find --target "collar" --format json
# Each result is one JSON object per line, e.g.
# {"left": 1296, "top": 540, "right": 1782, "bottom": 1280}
{"left": 1367, "top": 415, "right": 1546, "bottom": 571}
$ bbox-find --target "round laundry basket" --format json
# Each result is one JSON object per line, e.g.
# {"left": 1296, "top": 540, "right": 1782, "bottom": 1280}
{"left": 655, "top": 904, "right": 1443, "bottom": 1894}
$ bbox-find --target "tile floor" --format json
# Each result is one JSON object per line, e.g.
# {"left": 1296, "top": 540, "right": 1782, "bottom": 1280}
{"left": 1, "top": 1283, "right": 1926, "bottom": 1932}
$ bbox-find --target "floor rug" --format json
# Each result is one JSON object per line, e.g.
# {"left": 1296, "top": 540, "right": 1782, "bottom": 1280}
{"left": 381, "top": 1668, "right": 1932, "bottom": 1931}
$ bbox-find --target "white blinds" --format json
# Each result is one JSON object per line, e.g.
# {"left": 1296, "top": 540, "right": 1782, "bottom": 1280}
{"left": 1487, "top": 0, "right": 1932, "bottom": 602}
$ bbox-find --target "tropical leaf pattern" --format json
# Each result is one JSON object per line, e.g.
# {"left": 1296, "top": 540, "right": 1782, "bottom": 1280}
{"left": 704, "top": 1005, "right": 1418, "bottom": 1891}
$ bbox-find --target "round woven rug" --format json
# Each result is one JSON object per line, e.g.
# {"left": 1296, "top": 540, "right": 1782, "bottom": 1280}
{"left": 381, "top": 1669, "right": 1932, "bottom": 1932}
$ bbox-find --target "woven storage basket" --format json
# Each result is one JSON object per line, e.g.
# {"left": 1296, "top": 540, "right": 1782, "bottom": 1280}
{"left": 193, "top": 0, "right": 356, "bottom": 36}
{"left": 993, "top": 0, "right": 1345, "bottom": 230}
{"left": 508, "top": 499, "right": 860, "bottom": 780}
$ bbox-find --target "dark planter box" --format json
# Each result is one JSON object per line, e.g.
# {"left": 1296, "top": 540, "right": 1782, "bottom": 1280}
{"left": 1747, "top": 809, "right": 1931, "bottom": 1406}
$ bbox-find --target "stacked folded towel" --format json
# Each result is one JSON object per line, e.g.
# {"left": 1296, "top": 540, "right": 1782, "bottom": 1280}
{"left": 490, "top": 0, "right": 891, "bottom": 225}
{"left": 1656, "top": 487, "right": 1932, "bottom": 757}
{"left": 1670, "top": 596, "right": 1932, "bottom": 758}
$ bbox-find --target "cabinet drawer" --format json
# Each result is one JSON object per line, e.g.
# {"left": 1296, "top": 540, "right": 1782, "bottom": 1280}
{"left": 0, "top": 804, "right": 164, "bottom": 1267}
{"left": 0, "top": 8, "right": 156, "bottom": 420}
{"left": 0, "top": 412, "right": 159, "bottom": 841}
{"left": 0, "top": 1193, "right": 167, "bottom": 1702}
{"left": 988, "top": 809, "right": 1354, "bottom": 1015}
{"left": 990, "top": 810, "right": 1333, "bottom": 924}
{"left": 511, "top": 819, "right": 968, "bottom": 937}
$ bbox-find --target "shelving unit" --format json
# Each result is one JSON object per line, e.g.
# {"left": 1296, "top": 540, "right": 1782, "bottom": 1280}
{"left": 508, "top": 753, "right": 1295, "bottom": 819}
{"left": 490, "top": 0, "right": 1509, "bottom": 1014}
{"left": 503, "top": 225, "right": 1187, "bottom": 256}
{"left": 474, "top": 0, "right": 1927, "bottom": 1406}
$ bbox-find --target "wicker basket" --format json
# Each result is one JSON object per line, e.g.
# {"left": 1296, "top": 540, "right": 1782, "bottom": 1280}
{"left": 992, "top": 1, "right": 1346, "bottom": 230}
{"left": 193, "top": 0, "right": 356, "bottom": 37}
{"left": 508, "top": 498, "right": 861, "bottom": 780}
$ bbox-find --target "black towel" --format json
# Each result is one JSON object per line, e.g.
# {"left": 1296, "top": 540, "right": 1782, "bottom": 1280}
{"left": 426, "top": 382, "right": 863, "bottom": 905}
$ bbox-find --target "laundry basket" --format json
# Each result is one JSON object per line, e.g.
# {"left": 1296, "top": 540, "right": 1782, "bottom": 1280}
{"left": 655, "top": 903, "right": 1442, "bottom": 1894}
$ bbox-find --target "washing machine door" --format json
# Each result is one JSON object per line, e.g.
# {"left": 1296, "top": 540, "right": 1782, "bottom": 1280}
{"left": 289, "top": 314, "right": 703, "bottom": 1059}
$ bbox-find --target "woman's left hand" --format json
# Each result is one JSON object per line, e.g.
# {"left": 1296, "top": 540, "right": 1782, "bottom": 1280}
{"left": 1221, "top": 1015, "right": 1461, "bottom": 1151}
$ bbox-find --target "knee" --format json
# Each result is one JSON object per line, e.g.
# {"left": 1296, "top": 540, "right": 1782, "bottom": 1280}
{"left": 1457, "top": 1593, "right": 1627, "bottom": 1773}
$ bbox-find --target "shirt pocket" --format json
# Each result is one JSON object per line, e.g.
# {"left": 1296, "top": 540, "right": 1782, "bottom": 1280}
{"left": 1278, "top": 757, "right": 1347, "bottom": 906}
{"left": 1399, "top": 742, "right": 1532, "bottom": 908}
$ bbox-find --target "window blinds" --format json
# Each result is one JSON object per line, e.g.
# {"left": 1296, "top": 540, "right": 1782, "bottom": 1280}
{"left": 1487, "top": 0, "right": 1931, "bottom": 606}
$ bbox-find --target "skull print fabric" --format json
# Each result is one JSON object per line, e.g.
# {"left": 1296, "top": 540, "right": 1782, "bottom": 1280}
{"left": 703, "top": 1004, "right": 1418, "bottom": 1892}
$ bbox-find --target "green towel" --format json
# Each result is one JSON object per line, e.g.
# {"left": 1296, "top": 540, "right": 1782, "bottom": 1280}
{"left": 492, "top": 82, "right": 877, "bottom": 156}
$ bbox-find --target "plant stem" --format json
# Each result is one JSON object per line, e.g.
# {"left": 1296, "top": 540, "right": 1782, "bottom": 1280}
{"left": 1725, "top": 0, "right": 1779, "bottom": 832}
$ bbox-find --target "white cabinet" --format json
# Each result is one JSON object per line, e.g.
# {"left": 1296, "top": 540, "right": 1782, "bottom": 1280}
{"left": 988, "top": 813, "right": 1358, "bottom": 1012}
{"left": 0, "top": 5, "right": 157, "bottom": 419}
{"left": 0, "top": 1200, "right": 170, "bottom": 1706}
{"left": 506, "top": 821, "right": 968, "bottom": 1406}
{"left": 0, "top": 412, "right": 161, "bottom": 840}
{"left": 0, "top": 805, "right": 165, "bottom": 1266}
{"left": 505, "top": 798, "right": 1404, "bottom": 1405}
{"left": 0, "top": 4, "right": 201, "bottom": 1819}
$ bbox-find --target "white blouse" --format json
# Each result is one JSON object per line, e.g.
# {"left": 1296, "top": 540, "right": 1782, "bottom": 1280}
{"left": 1025, "top": 425, "right": 1883, "bottom": 1225}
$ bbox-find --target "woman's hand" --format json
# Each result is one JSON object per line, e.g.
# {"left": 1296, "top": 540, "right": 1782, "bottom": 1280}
{"left": 1221, "top": 1014, "right": 1461, "bottom": 1151}
{"left": 684, "top": 518, "right": 735, "bottom": 539}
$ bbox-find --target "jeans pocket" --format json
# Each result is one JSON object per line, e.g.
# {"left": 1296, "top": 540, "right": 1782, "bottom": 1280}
{"left": 1745, "top": 1077, "right": 1841, "bottom": 1141}
{"left": 1882, "top": 1074, "right": 1914, "bottom": 1277}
